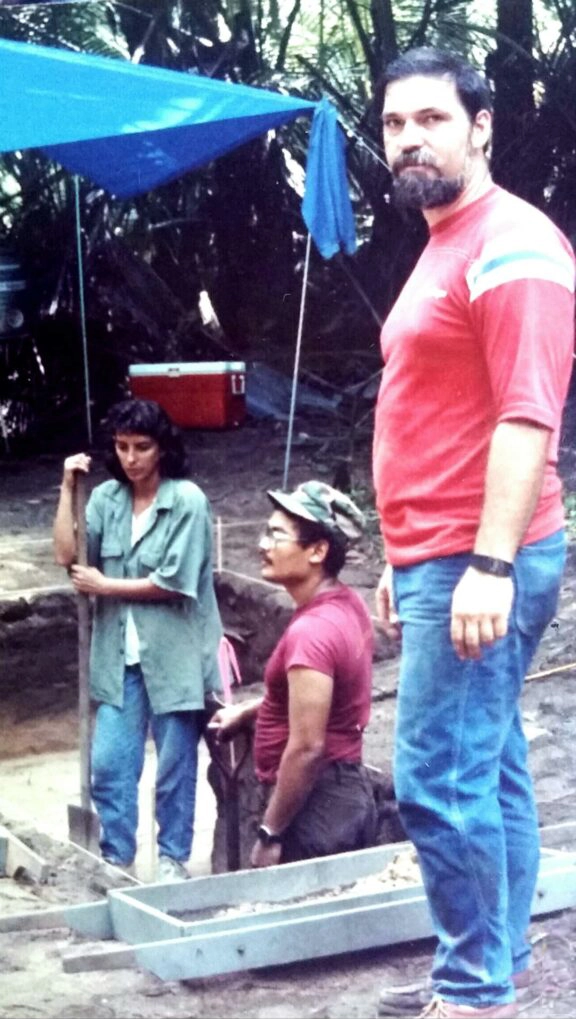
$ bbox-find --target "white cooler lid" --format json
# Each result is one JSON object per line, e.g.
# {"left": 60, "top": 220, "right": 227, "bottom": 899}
{"left": 129, "top": 361, "right": 245, "bottom": 376}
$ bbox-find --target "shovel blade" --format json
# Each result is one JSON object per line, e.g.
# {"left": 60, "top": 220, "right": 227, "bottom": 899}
{"left": 68, "top": 804, "right": 101, "bottom": 855}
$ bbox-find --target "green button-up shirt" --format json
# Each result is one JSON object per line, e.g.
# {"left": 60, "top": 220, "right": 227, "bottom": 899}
{"left": 86, "top": 478, "right": 222, "bottom": 713}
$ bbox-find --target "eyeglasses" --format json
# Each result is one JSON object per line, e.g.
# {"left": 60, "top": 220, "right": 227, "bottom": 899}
{"left": 259, "top": 526, "right": 303, "bottom": 549}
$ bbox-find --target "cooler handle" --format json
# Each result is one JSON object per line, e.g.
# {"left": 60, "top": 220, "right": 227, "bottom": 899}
{"left": 231, "top": 373, "right": 245, "bottom": 396}
{"left": 167, "top": 365, "right": 182, "bottom": 377}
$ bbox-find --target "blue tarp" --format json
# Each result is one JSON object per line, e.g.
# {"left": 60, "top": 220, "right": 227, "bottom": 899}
{"left": 302, "top": 100, "right": 356, "bottom": 259}
{"left": 246, "top": 362, "right": 341, "bottom": 420}
{"left": 0, "top": 38, "right": 356, "bottom": 258}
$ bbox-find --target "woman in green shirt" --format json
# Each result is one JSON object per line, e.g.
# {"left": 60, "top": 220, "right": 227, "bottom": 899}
{"left": 54, "top": 399, "right": 222, "bottom": 881}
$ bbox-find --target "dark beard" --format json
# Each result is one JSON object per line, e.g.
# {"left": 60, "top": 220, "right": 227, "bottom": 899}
{"left": 391, "top": 172, "right": 466, "bottom": 210}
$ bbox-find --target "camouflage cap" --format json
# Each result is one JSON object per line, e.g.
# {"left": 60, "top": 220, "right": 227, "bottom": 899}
{"left": 267, "top": 480, "right": 365, "bottom": 545}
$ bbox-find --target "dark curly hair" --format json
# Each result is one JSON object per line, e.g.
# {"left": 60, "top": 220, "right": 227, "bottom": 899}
{"left": 102, "top": 399, "right": 189, "bottom": 482}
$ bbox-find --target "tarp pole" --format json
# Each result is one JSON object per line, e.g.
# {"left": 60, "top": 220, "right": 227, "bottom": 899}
{"left": 73, "top": 176, "right": 92, "bottom": 446}
{"left": 282, "top": 231, "right": 312, "bottom": 491}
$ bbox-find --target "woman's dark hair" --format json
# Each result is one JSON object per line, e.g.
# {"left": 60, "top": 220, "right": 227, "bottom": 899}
{"left": 382, "top": 47, "right": 493, "bottom": 121}
{"left": 102, "top": 399, "right": 189, "bottom": 482}
{"left": 293, "top": 517, "right": 347, "bottom": 578}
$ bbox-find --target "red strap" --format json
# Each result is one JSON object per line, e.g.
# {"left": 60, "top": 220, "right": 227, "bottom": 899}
{"left": 218, "top": 636, "right": 243, "bottom": 704}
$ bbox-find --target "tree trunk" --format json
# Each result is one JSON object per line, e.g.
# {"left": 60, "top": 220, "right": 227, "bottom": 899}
{"left": 488, "top": 0, "right": 535, "bottom": 197}
{"left": 371, "top": 0, "right": 399, "bottom": 77}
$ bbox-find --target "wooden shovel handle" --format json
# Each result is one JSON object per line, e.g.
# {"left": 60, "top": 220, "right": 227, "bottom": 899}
{"left": 73, "top": 470, "right": 88, "bottom": 567}
{"left": 72, "top": 470, "right": 92, "bottom": 812}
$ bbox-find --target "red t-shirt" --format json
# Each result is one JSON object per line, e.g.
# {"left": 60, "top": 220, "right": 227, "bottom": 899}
{"left": 373, "top": 186, "right": 575, "bottom": 566}
{"left": 253, "top": 584, "right": 374, "bottom": 783}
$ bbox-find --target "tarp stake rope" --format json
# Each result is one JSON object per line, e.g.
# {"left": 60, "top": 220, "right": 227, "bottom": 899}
{"left": 282, "top": 231, "right": 312, "bottom": 491}
{"left": 74, "top": 176, "right": 93, "bottom": 446}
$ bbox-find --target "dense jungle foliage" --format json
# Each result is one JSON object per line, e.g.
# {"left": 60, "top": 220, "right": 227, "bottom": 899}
{"left": 0, "top": 0, "right": 575, "bottom": 446}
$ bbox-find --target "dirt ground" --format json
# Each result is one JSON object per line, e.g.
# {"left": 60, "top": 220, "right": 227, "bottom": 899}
{"left": 1, "top": 415, "right": 576, "bottom": 1018}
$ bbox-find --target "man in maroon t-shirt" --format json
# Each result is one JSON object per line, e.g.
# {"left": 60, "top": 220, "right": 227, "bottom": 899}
{"left": 210, "top": 480, "right": 377, "bottom": 867}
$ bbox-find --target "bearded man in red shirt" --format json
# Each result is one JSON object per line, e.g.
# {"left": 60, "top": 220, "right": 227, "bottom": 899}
{"left": 374, "top": 47, "right": 575, "bottom": 1019}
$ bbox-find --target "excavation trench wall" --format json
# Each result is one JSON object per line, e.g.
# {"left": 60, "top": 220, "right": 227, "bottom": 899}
{"left": 0, "top": 571, "right": 291, "bottom": 705}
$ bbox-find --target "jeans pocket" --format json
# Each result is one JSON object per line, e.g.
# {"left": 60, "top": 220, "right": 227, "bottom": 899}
{"left": 514, "top": 530, "right": 566, "bottom": 639}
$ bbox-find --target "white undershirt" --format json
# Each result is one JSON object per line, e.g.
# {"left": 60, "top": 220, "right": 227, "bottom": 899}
{"left": 124, "top": 502, "right": 155, "bottom": 664}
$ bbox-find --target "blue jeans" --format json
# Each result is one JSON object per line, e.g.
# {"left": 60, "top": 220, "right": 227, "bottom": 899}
{"left": 392, "top": 530, "right": 566, "bottom": 1007}
{"left": 91, "top": 665, "right": 200, "bottom": 865}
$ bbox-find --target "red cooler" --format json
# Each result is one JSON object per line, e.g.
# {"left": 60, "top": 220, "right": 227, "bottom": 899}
{"left": 128, "top": 361, "right": 246, "bottom": 429}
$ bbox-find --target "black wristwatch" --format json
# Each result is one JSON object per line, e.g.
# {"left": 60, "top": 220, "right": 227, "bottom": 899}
{"left": 469, "top": 553, "right": 513, "bottom": 578}
{"left": 257, "top": 824, "right": 282, "bottom": 846}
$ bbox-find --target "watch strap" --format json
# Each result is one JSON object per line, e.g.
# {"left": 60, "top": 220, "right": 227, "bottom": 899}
{"left": 469, "top": 553, "right": 513, "bottom": 577}
{"left": 257, "top": 824, "right": 282, "bottom": 845}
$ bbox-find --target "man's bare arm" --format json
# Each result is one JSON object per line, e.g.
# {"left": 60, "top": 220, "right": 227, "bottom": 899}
{"left": 250, "top": 666, "right": 333, "bottom": 867}
{"left": 451, "top": 420, "right": 551, "bottom": 659}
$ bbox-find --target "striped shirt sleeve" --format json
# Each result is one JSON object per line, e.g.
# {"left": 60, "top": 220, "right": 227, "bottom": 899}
{"left": 466, "top": 229, "right": 575, "bottom": 303}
